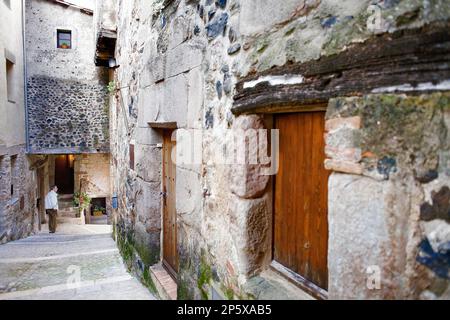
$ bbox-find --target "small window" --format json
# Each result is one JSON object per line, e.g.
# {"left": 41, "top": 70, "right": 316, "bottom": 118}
{"left": 6, "top": 59, "right": 15, "bottom": 103}
{"left": 10, "top": 155, "right": 17, "bottom": 197}
{"left": 130, "top": 144, "right": 135, "bottom": 171}
{"left": 57, "top": 30, "right": 72, "bottom": 49}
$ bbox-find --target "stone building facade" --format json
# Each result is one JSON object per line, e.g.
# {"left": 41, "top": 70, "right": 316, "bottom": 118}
{"left": 26, "top": 0, "right": 109, "bottom": 154}
{"left": 0, "top": 0, "right": 39, "bottom": 244}
{"left": 24, "top": 0, "right": 112, "bottom": 222}
{"left": 102, "top": 0, "right": 450, "bottom": 300}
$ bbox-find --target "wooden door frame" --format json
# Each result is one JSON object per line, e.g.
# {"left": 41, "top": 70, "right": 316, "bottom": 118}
{"left": 161, "top": 129, "right": 178, "bottom": 281}
{"left": 270, "top": 109, "right": 329, "bottom": 300}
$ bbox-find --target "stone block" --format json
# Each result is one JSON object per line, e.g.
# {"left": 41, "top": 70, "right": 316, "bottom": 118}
{"left": 325, "top": 146, "right": 362, "bottom": 162}
{"left": 228, "top": 195, "right": 271, "bottom": 277}
{"left": 168, "top": 16, "right": 191, "bottom": 50}
{"left": 325, "top": 128, "right": 360, "bottom": 149}
{"left": 324, "top": 159, "right": 363, "bottom": 175}
{"left": 141, "top": 54, "right": 166, "bottom": 87}
{"left": 135, "top": 144, "right": 161, "bottom": 183}
{"left": 138, "top": 84, "right": 163, "bottom": 127}
{"left": 135, "top": 178, "right": 161, "bottom": 228}
{"left": 186, "top": 67, "right": 204, "bottom": 129}
{"left": 229, "top": 164, "right": 270, "bottom": 199}
{"left": 135, "top": 127, "right": 163, "bottom": 145}
{"left": 328, "top": 173, "right": 390, "bottom": 299}
{"left": 161, "top": 75, "right": 189, "bottom": 127}
{"left": 165, "top": 41, "right": 204, "bottom": 78}
{"left": 176, "top": 168, "right": 203, "bottom": 225}
{"left": 206, "top": 12, "right": 228, "bottom": 40}
{"left": 239, "top": 0, "right": 320, "bottom": 36}
{"left": 139, "top": 76, "right": 188, "bottom": 128}
{"left": 325, "top": 116, "right": 362, "bottom": 132}
{"left": 134, "top": 222, "right": 161, "bottom": 266}
{"left": 175, "top": 129, "right": 203, "bottom": 174}
{"left": 229, "top": 115, "right": 270, "bottom": 199}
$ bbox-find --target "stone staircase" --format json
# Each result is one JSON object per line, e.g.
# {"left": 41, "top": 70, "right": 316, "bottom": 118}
{"left": 57, "top": 194, "right": 84, "bottom": 225}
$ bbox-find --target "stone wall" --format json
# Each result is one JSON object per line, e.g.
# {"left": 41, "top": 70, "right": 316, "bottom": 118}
{"left": 0, "top": 0, "right": 38, "bottom": 244}
{"left": 74, "top": 154, "right": 111, "bottom": 198}
{"left": 27, "top": 76, "right": 109, "bottom": 154}
{"left": 26, "top": 0, "right": 109, "bottom": 154}
{"left": 326, "top": 93, "right": 450, "bottom": 299}
{"left": 95, "top": 0, "right": 117, "bottom": 35}
{"left": 109, "top": 0, "right": 450, "bottom": 300}
{"left": 74, "top": 153, "right": 112, "bottom": 218}
{"left": 0, "top": 146, "right": 38, "bottom": 244}
{"left": 0, "top": 0, "right": 26, "bottom": 148}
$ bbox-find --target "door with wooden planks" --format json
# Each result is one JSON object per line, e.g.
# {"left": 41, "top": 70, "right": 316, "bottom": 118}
{"left": 273, "top": 111, "right": 330, "bottom": 295}
{"left": 162, "top": 130, "right": 178, "bottom": 279}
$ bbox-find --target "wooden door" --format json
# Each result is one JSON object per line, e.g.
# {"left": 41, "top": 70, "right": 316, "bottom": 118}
{"left": 55, "top": 155, "right": 74, "bottom": 194}
{"left": 162, "top": 130, "right": 178, "bottom": 279}
{"left": 273, "top": 111, "right": 330, "bottom": 292}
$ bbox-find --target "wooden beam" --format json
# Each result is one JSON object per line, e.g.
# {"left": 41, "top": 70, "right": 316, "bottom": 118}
{"left": 232, "top": 21, "right": 450, "bottom": 115}
{"left": 95, "top": 30, "right": 117, "bottom": 67}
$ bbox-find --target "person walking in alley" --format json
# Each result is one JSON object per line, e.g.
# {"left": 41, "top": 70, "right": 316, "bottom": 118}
{"left": 45, "top": 185, "right": 59, "bottom": 233}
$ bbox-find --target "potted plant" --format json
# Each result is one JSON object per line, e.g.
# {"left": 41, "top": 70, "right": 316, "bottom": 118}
{"left": 73, "top": 192, "right": 91, "bottom": 218}
{"left": 93, "top": 206, "right": 106, "bottom": 217}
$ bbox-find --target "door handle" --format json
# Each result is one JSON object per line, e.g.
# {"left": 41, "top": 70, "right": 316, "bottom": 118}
{"left": 160, "top": 192, "right": 167, "bottom": 197}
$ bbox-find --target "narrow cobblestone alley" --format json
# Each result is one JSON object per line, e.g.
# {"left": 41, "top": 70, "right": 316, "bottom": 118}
{"left": 0, "top": 224, "right": 156, "bottom": 300}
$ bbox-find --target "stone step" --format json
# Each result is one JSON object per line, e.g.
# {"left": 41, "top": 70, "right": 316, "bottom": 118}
{"left": 59, "top": 202, "right": 75, "bottom": 210}
{"left": 57, "top": 217, "right": 84, "bottom": 225}
{"left": 59, "top": 206, "right": 77, "bottom": 211}
{"left": 149, "top": 263, "right": 177, "bottom": 300}
{"left": 59, "top": 205, "right": 77, "bottom": 211}
{"left": 59, "top": 194, "right": 74, "bottom": 200}
{"left": 59, "top": 211, "right": 78, "bottom": 218}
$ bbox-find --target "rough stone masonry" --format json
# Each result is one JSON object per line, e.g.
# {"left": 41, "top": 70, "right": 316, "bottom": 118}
{"left": 104, "top": 0, "right": 450, "bottom": 300}
{"left": 26, "top": 0, "right": 109, "bottom": 154}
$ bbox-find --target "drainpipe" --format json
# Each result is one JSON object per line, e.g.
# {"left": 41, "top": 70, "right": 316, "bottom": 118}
{"left": 21, "top": 0, "right": 30, "bottom": 154}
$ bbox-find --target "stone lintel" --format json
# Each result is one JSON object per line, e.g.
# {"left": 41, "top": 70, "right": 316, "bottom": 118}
{"left": 148, "top": 122, "right": 178, "bottom": 129}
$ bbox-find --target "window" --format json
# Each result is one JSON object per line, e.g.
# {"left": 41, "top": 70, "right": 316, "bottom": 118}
{"left": 6, "top": 59, "right": 15, "bottom": 103}
{"left": 0, "top": 156, "right": 8, "bottom": 201}
{"left": 10, "top": 155, "right": 17, "bottom": 198}
{"left": 129, "top": 144, "right": 135, "bottom": 170}
{"left": 57, "top": 30, "right": 72, "bottom": 49}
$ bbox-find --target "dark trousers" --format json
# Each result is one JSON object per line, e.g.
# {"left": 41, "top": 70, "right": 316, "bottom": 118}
{"left": 46, "top": 209, "right": 58, "bottom": 233}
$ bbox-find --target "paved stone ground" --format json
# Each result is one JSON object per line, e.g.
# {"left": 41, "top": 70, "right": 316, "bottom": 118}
{"left": 0, "top": 223, "right": 156, "bottom": 300}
